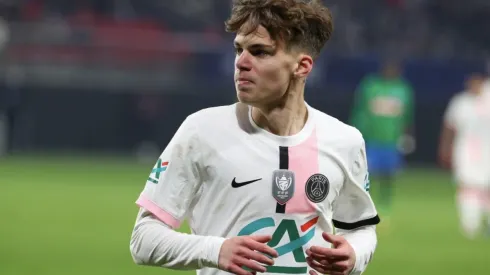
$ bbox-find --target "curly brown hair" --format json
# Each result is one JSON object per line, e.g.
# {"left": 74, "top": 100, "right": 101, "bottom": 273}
{"left": 225, "top": 0, "right": 334, "bottom": 59}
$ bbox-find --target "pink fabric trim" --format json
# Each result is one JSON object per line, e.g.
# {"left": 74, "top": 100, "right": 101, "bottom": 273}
{"left": 136, "top": 194, "right": 181, "bottom": 229}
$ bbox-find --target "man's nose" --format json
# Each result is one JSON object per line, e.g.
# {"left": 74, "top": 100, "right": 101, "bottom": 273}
{"left": 236, "top": 52, "right": 252, "bottom": 71}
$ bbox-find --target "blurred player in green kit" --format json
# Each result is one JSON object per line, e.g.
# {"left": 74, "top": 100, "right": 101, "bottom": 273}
{"left": 350, "top": 60, "right": 415, "bottom": 220}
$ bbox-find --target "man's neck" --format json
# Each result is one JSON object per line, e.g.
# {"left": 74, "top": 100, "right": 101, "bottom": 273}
{"left": 251, "top": 92, "right": 308, "bottom": 136}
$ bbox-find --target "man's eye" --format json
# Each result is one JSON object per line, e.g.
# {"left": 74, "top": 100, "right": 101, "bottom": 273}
{"left": 235, "top": 48, "right": 243, "bottom": 55}
{"left": 253, "top": 50, "right": 269, "bottom": 57}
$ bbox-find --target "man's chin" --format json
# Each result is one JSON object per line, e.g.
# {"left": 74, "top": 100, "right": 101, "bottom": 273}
{"left": 236, "top": 90, "right": 257, "bottom": 104}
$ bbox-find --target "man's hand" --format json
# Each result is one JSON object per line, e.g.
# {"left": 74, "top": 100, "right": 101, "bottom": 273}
{"left": 438, "top": 148, "right": 452, "bottom": 169}
{"left": 397, "top": 134, "right": 416, "bottom": 155}
{"left": 306, "top": 232, "right": 356, "bottom": 275}
{"left": 218, "top": 235, "right": 278, "bottom": 275}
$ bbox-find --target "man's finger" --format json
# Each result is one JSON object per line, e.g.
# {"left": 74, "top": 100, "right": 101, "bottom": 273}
{"left": 322, "top": 232, "right": 343, "bottom": 246}
{"left": 240, "top": 249, "right": 274, "bottom": 266}
{"left": 306, "top": 257, "right": 328, "bottom": 274}
{"left": 306, "top": 251, "right": 332, "bottom": 266}
{"left": 306, "top": 248, "right": 336, "bottom": 263}
{"left": 310, "top": 269, "right": 341, "bottom": 275}
{"left": 236, "top": 257, "right": 267, "bottom": 273}
{"left": 229, "top": 264, "right": 255, "bottom": 275}
{"left": 249, "top": 235, "right": 272, "bottom": 243}
{"left": 245, "top": 239, "right": 278, "bottom": 258}
{"left": 331, "top": 260, "right": 350, "bottom": 272}
{"left": 306, "top": 256, "right": 324, "bottom": 267}
{"left": 308, "top": 257, "right": 344, "bottom": 275}
{"left": 309, "top": 245, "right": 349, "bottom": 260}
{"left": 310, "top": 257, "right": 331, "bottom": 266}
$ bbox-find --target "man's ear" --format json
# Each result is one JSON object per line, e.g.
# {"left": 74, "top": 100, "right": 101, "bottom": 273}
{"left": 294, "top": 54, "right": 313, "bottom": 78}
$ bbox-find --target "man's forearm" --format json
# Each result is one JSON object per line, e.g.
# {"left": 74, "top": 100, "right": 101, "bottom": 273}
{"left": 130, "top": 210, "right": 226, "bottom": 270}
{"left": 337, "top": 225, "right": 377, "bottom": 275}
{"left": 438, "top": 125, "right": 455, "bottom": 162}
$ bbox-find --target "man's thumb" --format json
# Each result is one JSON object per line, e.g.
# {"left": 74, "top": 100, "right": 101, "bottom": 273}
{"left": 322, "top": 232, "right": 342, "bottom": 246}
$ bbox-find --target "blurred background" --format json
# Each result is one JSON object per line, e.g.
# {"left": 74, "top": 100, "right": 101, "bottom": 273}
{"left": 1, "top": 0, "right": 489, "bottom": 275}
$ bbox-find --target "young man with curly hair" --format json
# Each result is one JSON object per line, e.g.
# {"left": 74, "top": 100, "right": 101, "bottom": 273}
{"left": 130, "top": 1, "right": 380, "bottom": 275}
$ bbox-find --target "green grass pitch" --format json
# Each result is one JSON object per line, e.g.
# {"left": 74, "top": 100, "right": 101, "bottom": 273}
{"left": 1, "top": 155, "right": 488, "bottom": 275}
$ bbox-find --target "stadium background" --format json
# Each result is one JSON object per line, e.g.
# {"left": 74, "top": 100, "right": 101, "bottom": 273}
{"left": 0, "top": 1, "right": 489, "bottom": 274}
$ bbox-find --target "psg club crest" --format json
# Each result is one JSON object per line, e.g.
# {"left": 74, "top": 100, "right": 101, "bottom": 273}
{"left": 272, "top": 170, "right": 295, "bottom": 205}
{"left": 305, "top": 173, "right": 329, "bottom": 203}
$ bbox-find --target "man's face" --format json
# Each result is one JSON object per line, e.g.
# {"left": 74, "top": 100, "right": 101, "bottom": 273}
{"left": 382, "top": 62, "right": 401, "bottom": 79}
{"left": 466, "top": 75, "right": 484, "bottom": 95}
{"left": 233, "top": 25, "right": 298, "bottom": 106}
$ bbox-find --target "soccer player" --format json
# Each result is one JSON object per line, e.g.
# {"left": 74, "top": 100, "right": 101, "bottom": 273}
{"left": 349, "top": 60, "right": 415, "bottom": 218}
{"left": 438, "top": 73, "right": 490, "bottom": 239}
{"left": 130, "top": 1, "right": 380, "bottom": 275}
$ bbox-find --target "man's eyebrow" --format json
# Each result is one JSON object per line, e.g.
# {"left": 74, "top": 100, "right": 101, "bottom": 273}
{"left": 233, "top": 41, "right": 274, "bottom": 49}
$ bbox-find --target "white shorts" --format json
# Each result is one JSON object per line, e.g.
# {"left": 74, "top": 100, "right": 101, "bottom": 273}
{"left": 454, "top": 163, "right": 490, "bottom": 188}
{"left": 453, "top": 144, "right": 490, "bottom": 188}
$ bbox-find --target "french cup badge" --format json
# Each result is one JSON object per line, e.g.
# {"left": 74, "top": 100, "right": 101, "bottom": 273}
{"left": 272, "top": 169, "right": 295, "bottom": 205}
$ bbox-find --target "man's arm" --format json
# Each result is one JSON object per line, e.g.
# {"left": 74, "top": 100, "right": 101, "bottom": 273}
{"left": 438, "top": 95, "right": 458, "bottom": 169}
{"left": 131, "top": 210, "right": 278, "bottom": 274}
{"left": 306, "top": 225, "right": 376, "bottom": 275}
{"left": 130, "top": 116, "right": 278, "bottom": 274}
{"left": 335, "top": 225, "right": 377, "bottom": 274}
{"left": 438, "top": 123, "right": 455, "bottom": 169}
{"left": 307, "top": 130, "right": 380, "bottom": 275}
{"left": 130, "top": 209, "right": 225, "bottom": 269}
{"left": 130, "top": 116, "right": 218, "bottom": 269}
{"left": 332, "top": 130, "right": 380, "bottom": 275}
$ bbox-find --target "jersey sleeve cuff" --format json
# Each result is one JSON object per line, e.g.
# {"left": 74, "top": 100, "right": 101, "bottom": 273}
{"left": 348, "top": 243, "right": 364, "bottom": 275}
{"left": 343, "top": 226, "right": 377, "bottom": 275}
{"left": 201, "top": 236, "right": 227, "bottom": 268}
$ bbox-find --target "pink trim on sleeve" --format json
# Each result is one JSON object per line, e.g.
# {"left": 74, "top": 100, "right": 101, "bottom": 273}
{"left": 136, "top": 194, "right": 181, "bottom": 229}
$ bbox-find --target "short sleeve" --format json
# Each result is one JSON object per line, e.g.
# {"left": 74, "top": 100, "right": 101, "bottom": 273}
{"left": 135, "top": 117, "right": 203, "bottom": 229}
{"left": 332, "top": 132, "right": 380, "bottom": 230}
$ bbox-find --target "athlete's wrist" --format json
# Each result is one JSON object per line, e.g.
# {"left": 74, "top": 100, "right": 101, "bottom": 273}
{"left": 200, "top": 236, "right": 227, "bottom": 268}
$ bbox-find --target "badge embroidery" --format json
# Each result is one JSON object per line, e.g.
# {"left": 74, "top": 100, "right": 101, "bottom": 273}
{"left": 272, "top": 170, "right": 295, "bottom": 205}
{"left": 305, "top": 173, "right": 329, "bottom": 203}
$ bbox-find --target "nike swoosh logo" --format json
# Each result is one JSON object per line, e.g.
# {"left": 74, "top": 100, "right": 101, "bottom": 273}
{"left": 231, "top": 177, "right": 262, "bottom": 188}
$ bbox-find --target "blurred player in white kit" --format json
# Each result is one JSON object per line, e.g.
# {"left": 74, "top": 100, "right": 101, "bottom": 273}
{"left": 439, "top": 73, "right": 490, "bottom": 239}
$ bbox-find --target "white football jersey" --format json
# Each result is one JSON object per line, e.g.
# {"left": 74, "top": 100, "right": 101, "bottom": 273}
{"left": 444, "top": 92, "right": 490, "bottom": 181}
{"left": 136, "top": 103, "right": 380, "bottom": 275}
